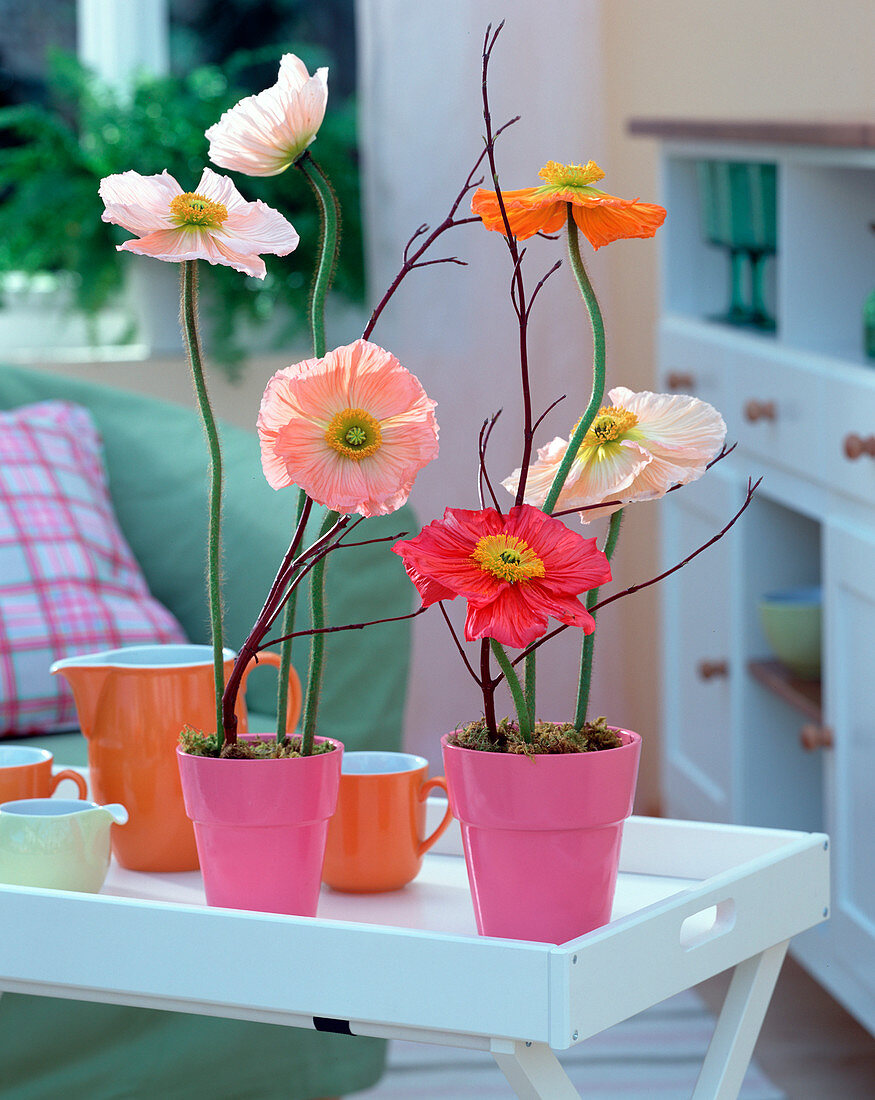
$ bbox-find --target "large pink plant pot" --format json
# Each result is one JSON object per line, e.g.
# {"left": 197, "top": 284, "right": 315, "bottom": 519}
{"left": 177, "top": 737, "right": 342, "bottom": 916}
{"left": 441, "top": 729, "right": 641, "bottom": 943}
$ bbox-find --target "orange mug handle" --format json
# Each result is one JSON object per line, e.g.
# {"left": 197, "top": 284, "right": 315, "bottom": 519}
{"left": 417, "top": 776, "right": 453, "bottom": 857}
{"left": 49, "top": 769, "right": 88, "bottom": 799}
{"left": 237, "top": 651, "right": 303, "bottom": 734}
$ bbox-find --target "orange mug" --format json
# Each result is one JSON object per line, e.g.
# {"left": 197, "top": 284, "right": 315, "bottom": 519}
{"left": 322, "top": 751, "right": 453, "bottom": 893}
{"left": 0, "top": 745, "right": 88, "bottom": 803}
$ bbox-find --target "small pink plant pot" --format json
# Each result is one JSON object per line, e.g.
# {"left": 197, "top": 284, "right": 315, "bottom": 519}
{"left": 441, "top": 729, "right": 641, "bottom": 943}
{"left": 177, "top": 737, "right": 342, "bottom": 916}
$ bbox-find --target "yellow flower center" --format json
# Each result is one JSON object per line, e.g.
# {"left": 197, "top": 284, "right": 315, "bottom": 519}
{"left": 538, "top": 160, "right": 606, "bottom": 189}
{"left": 582, "top": 405, "right": 639, "bottom": 446}
{"left": 471, "top": 533, "right": 546, "bottom": 584}
{"left": 169, "top": 192, "right": 228, "bottom": 227}
{"left": 325, "top": 408, "right": 382, "bottom": 461}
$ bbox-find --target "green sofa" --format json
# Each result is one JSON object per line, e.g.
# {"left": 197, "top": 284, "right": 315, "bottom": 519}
{"left": 0, "top": 363, "right": 417, "bottom": 1099}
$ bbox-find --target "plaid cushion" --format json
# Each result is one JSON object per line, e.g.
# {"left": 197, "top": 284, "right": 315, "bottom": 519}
{"left": 0, "top": 401, "right": 187, "bottom": 735}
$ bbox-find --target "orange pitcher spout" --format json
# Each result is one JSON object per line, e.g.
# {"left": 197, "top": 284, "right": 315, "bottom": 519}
{"left": 50, "top": 652, "right": 114, "bottom": 737}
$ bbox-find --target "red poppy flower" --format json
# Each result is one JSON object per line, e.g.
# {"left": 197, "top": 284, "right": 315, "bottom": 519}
{"left": 392, "top": 505, "right": 611, "bottom": 649}
{"left": 471, "top": 160, "right": 666, "bottom": 248}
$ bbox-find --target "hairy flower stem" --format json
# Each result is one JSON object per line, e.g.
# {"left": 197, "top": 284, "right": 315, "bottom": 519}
{"left": 274, "top": 490, "right": 307, "bottom": 741}
{"left": 533, "top": 208, "right": 609, "bottom": 730}
{"left": 490, "top": 640, "right": 532, "bottom": 740}
{"left": 542, "top": 208, "right": 607, "bottom": 516}
{"left": 296, "top": 151, "right": 340, "bottom": 359}
{"left": 180, "top": 260, "right": 225, "bottom": 749}
{"left": 301, "top": 510, "right": 339, "bottom": 755}
{"left": 575, "top": 509, "right": 623, "bottom": 727}
{"left": 280, "top": 152, "right": 342, "bottom": 751}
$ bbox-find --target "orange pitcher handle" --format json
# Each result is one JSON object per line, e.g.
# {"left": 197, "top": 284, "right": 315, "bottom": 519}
{"left": 238, "top": 651, "right": 303, "bottom": 734}
{"left": 49, "top": 769, "right": 88, "bottom": 799}
{"left": 417, "top": 776, "right": 453, "bottom": 856}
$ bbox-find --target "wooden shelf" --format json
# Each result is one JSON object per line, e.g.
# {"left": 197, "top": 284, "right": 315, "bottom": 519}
{"left": 627, "top": 118, "right": 875, "bottom": 148}
{"left": 748, "top": 660, "right": 823, "bottom": 723}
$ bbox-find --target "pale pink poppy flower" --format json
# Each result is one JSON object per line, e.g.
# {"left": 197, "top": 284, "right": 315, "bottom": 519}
{"left": 206, "top": 54, "right": 329, "bottom": 177}
{"left": 258, "top": 340, "right": 439, "bottom": 517}
{"left": 99, "top": 167, "right": 299, "bottom": 278}
{"left": 504, "top": 386, "right": 727, "bottom": 522}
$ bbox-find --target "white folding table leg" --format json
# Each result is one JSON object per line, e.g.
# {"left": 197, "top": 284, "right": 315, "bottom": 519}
{"left": 692, "top": 939, "right": 789, "bottom": 1100}
{"left": 491, "top": 1039, "right": 580, "bottom": 1100}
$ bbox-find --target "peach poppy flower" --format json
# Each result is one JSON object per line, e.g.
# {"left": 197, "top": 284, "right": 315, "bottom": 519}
{"left": 257, "top": 340, "right": 439, "bottom": 517}
{"left": 99, "top": 167, "right": 299, "bottom": 278}
{"left": 206, "top": 54, "right": 329, "bottom": 177}
{"left": 471, "top": 160, "right": 666, "bottom": 248}
{"left": 393, "top": 505, "right": 612, "bottom": 650}
{"left": 504, "top": 387, "right": 727, "bottom": 522}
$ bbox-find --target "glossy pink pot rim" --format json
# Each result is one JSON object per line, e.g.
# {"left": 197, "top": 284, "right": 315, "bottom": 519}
{"left": 177, "top": 737, "right": 343, "bottom": 827}
{"left": 440, "top": 729, "right": 641, "bottom": 830}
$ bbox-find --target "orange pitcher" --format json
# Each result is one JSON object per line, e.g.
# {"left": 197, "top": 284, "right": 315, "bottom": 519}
{"left": 51, "top": 644, "right": 302, "bottom": 872}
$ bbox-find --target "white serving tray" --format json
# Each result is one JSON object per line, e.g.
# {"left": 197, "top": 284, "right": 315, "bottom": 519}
{"left": 0, "top": 799, "right": 829, "bottom": 1100}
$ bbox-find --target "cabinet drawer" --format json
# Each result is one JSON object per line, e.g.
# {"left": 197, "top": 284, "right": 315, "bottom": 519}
{"left": 728, "top": 350, "right": 827, "bottom": 477}
{"left": 658, "top": 322, "right": 728, "bottom": 413}
{"left": 819, "top": 372, "right": 875, "bottom": 505}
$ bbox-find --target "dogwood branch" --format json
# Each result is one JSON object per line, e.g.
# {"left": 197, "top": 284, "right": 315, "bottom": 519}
{"left": 507, "top": 476, "right": 762, "bottom": 669}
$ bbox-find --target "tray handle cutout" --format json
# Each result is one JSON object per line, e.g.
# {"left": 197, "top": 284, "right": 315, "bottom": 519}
{"left": 680, "top": 898, "right": 736, "bottom": 950}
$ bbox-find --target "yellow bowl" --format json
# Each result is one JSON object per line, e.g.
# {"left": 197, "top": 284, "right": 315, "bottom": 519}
{"left": 758, "top": 587, "right": 822, "bottom": 680}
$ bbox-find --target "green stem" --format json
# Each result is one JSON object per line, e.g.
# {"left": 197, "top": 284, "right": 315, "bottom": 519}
{"left": 300, "top": 510, "right": 339, "bottom": 755}
{"left": 490, "top": 640, "right": 532, "bottom": 741}
{"left": 575, "top": 508, "right": 623, "bottom": 728}
{"left": 283, "top": 153, "right": 340, "bottom": 747}
{"left": 296, "top": 151, "right": 340, "bottom": 359}
{"left": 541, "top": 207, "right": 607, "bottom": 517}
{"left": 275, "top": 489, "right": 307, "bottom": 741}
{"left": 524, "top": 651, "right": 536, "bottom": 729}
{"left": 180, "top": 260, "right": 224, "bottom": 747}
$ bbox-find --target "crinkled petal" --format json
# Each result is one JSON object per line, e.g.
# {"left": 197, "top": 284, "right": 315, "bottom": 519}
{"left": 257, "top": 341, "right": 438, "bottom": 515}
{"left": 206, "top": 56, "right": 329, "bottom": 177}
{"left": 99, "top": 170, "right": 182, "bottom": 234}
{"left": 571, "top": 195, "right": 667, "bottom": 250}
{"left": 610, "top": 387, "right": 727, "bottom": 460}
{"left": 118, "top": 227, "right": 267, "bottom": 278}
{"left": 471, "top": 187, "right": 568, "bottom": 240}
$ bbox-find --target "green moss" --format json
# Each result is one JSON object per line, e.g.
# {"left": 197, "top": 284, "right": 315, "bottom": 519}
{"left": 447, "top": 715, "right": 623, "bottom": 755}
{"left": 178, "top": 726, "right": 337, "bottom": 759}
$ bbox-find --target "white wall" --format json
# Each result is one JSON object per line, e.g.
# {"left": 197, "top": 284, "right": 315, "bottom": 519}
{"left": 356, "top": 0, "right": 622, "bottom": 761}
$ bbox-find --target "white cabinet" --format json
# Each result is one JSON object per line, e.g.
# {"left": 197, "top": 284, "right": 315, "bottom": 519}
{"left": 638, "top": 120, "right": 875, "bottom": 1034}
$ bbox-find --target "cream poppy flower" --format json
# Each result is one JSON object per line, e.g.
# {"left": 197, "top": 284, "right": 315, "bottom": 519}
{"left": 504, "top": 387, "right": 727, "bottom": 521}
{"left": 99, "top": 167, "right": 299, "bottom": 278}
{"left": 206, "top": 54, "right": 329, "bottom": 177}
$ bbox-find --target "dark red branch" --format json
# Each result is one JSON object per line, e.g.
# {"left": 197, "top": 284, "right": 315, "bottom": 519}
{"left": 438, "top": 601, "right": 483, "bottom": 687}
{"left": 478, "top": 410, "right": 504, "bottom": 511}
{"left": 509, "top": 476, "right": 762, "bottom": 668}
{"left": 260, "top": 605, "right": 429, "bottom": 650}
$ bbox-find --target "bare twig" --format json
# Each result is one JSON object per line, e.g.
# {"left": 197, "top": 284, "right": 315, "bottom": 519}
{"left": 532, "top": 394, "right": 566, "bottom": 436}
{"left": 438, "top": 602, "right": 483, "bottom": 687}
{"left": 509, "top": 476, "right": 762, "bottom": 668}
{"left": 262, "top": 605, "right": 430, "bottom": 650}
{"left": 478, "top": 410, "right": 504, "bottom": 511}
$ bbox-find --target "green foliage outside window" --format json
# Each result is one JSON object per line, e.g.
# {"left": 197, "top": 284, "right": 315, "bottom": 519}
{"left": 0, "top": 46, "right": 363, "bottom": 375}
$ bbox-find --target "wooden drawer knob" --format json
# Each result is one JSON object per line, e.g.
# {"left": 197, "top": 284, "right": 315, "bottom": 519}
{"left": 697, "top": 659, "right": 729, "bottom": 680}
{"left": 743, "top": 399, "right": 777, "bottom": 423}
{"left": 843, "top": 433, "right": 875, "bottom": 460}
{"left": 799, "top": 723, "right": 834, "bottom": 751}
{"left": 666, "top": 371, "right": 694, "bottom": 391}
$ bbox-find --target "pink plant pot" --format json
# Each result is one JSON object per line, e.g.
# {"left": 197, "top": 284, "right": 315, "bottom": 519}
{"left": 177, "top": 737, "right": 343, "bottom": 916}
{"left": 441, "top": 729, "right": 641, "bottom": 943}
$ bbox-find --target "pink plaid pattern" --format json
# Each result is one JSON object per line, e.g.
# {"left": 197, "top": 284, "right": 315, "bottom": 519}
{"left": 0, "top": 401, "right": 187, "bottom": 735}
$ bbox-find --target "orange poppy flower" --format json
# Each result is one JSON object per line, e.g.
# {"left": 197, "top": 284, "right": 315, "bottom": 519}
{"left": 471, "top": 160, "right": 666, "bottom": 248}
